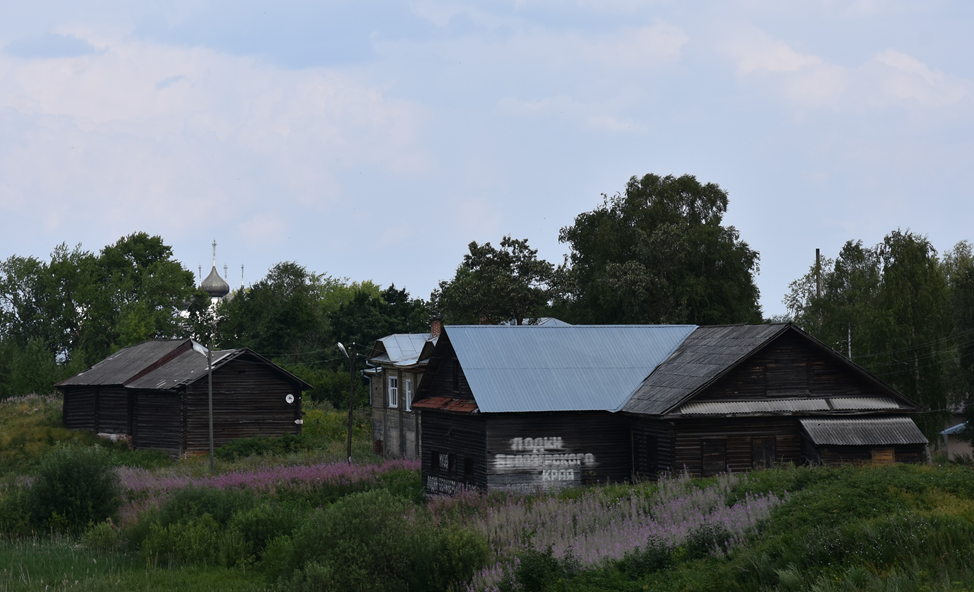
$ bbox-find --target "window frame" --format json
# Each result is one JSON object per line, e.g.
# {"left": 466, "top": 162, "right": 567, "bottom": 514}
{"left": 388, "top": 376, "right": 399, "bottom": 408}
{"left": 404, "top": 378, "right": 412, "bottom": 411}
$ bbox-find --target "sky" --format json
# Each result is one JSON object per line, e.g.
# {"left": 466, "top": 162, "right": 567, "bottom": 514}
{"left": 1, "top": 0, "right": 972, "bottom": 318}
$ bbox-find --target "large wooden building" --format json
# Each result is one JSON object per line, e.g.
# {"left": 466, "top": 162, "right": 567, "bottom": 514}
{"left": 411, "top": 324, "right": 928, "bottom": 494}
{"left": 623, "top": 324, "right": 927, "bottom": 478}
{"left": 58, "top": 339, "right": 309, "bottom": 455}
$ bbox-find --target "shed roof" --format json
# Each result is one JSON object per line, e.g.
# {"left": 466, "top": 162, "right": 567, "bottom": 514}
{"left": 58, "top": 340, "right": 191, "bottom": 387}
{"left": 443, "top": 324, "right": 697, "bottom": 413}
{"left": 58, "top": 339, "right": 311, "bottom": 391}
{"left": 800, "top": 417, "right": 928, "bottom": 446}
{"left": 623, "top": 324, "right": 788, "bottom": 415}
{"left": 942, "top": 422, "right": 968, "bottom": 436}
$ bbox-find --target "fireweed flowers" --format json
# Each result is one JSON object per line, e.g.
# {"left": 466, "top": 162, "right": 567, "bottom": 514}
{"left": 465, "top": 472, "right": 785, "bottom": 591}
{"left": 118, "top": 458, "right": 420, "bottom": 497}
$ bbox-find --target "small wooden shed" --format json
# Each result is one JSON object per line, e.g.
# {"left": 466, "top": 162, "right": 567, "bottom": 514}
{"left": 58, "top": 339, "right": 309, "bottom": 455}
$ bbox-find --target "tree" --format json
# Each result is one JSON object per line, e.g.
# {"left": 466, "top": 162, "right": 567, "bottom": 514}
{"left": 432, "top": 236, "right": 554, "bottom": 325}
{"left": 76, "top": 232, "right": 195, "bottom": 362}
{"left": 784, "top": 231, "right": 957, "bottom": 439}
{"left": 557, "top": 174, "right": 762, "bottom": 325}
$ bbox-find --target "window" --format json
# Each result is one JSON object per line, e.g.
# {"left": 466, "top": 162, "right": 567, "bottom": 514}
{"left": 430, "top": 449, "right": 439, "bottom": 473}
{"left": 405, "top": 378, "right": 412, "bottom": 412}
{"left": 388, "top": 377, "right": 398, "bottom": 408}
{"left": 447, "top": 453, "right": 456, "bottom": 474}
{"left": 439, "top": 452, "right": 450, "bottom": 473}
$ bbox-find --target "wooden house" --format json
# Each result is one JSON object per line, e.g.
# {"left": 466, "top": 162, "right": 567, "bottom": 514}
{"left": 412, "top": 324, "right": 928, "bottom": 494}
{"left": 623, "top": 324, "right": 927, "bottom": 477}
{"left": 58, "top": 339, "right": 309, "bottom": 456}
{"left": 366, "top": 326, "right": 438, "bottom": 459}
{"left": 411, "top": 324, "right": 696, "bottom": 494}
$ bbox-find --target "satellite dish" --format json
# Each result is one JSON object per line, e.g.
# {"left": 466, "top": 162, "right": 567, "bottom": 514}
{"left": 286, "top": 394, "right": 295, "bottom": 404}
{"left": 337, "top": 342, "right": 348, "bottom": 358}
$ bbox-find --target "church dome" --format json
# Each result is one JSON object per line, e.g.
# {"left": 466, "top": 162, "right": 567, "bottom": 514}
{"left": 201, "top": 265, "right": 230, "bottom": 298}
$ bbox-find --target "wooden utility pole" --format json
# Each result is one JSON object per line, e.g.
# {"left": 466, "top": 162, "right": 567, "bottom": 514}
{"left": 347, "top": 341, "right": 356, "bottom": 465}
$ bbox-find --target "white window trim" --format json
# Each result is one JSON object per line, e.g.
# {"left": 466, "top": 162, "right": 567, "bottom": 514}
{"left": 388, "top": 376, "right": 399, "bottom": 408}
{"left": 405, "top": 378, "right": 412, "bottom": 411}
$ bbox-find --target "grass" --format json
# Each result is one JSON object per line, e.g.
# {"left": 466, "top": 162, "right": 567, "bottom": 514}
{"left": 3, "top": 394, "right": 974, "bottom": 591}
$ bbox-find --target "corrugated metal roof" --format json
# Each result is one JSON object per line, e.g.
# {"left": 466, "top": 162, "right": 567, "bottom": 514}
{"left": 58, "top": 340, "right": 190, "bottom": 386}
{"left": 942, "top": 422, "right": 968, "bottom": 436}
{"left": 126, "top": 348, "right": 236, "bottom": 390}
{"left": 829, "top": 397, "right": 900, "bottom": 410}
{"left": 446, "top": 324, "right": 697, "bottom": 413}
{"left": 623, "top": 324, "right": 789, "bottom": 415}
{"left": 800, "top": 417, "right": 928, "bottom": 446}
{"left": 679, "top": 399, "right": 830, "bottom": 415}
{"left": 369, "top": 333, "right": 433, "bottom": 366}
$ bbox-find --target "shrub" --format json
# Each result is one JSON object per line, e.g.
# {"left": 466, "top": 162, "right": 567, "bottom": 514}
{"left": 26, "top": 445, "right": 120, "bottom": 533}
{"left": 284, "top": 489, "right": 416, "bottom": 591}
{"left": 408, "top": 524, "right": 491, "bottom": 591}
{"left": 141, "top": 513, "right": 221, "bottom": 567}
{"left": 82, "top": 519, "right": 120, "bottom": 551}
{"left": 616, "top": 536, "right": 672, "bottom": 578}
{"left": 157, "top": 486, "right": 255, "bottom": 528}
{"left": 0, "top": 479, "right": 31, "bottom": 538}
{"left": 225, "top": 501, "right": 301, "bottom": 561}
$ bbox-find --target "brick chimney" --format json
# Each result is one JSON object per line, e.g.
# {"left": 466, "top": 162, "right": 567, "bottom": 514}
{"left": 430, "top": 316, "right": 443, "bottom": 340}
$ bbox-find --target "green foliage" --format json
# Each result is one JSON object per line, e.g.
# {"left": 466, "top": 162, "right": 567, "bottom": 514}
{"left": 142, "top": 513, "right": 223, "bottom": 567}
{"left": 784, "top": 232, "right": 964, "bottom": 439}
{"left": 157, "top": 487, "right": 256, "bottom": 530}
{"left": 432, "top": 236, "right": 554, "bottom": 325}
{"left": 501, "top": 546, "right": 579, "bottom": 592}
{"left": 26, "top": 446, "right": 121, "bottom": 534}
{"left": 557, "top": 173, "right": 762, "bottom": 325}
{"left": 82, "top": 519, "right": 120, "bottom": 551}
{"left": 225, "top": 502, "right": 300, "bottom": 562}
{"left": 283, "top": 489, "right": 489, "bottom": 591}
{"left": 214, "top": 435, "right": 307, "bottom": 461}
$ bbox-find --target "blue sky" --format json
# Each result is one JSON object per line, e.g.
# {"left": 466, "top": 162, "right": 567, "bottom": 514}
{"left": 1, "top": 1, "right": 972, "bottom": 317}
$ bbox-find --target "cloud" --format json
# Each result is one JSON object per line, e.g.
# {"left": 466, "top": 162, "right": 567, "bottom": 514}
{"left": 723, "top": 27, "right": 971, "bottom": 111}
{"left": 3, "top": 33, "right": 98, "bottom": 59}
{"left": 0, "top": 34, "right": 429, "bottom": 235}
{"left": 498, "top": 95, "right": 641, "bottom": 132}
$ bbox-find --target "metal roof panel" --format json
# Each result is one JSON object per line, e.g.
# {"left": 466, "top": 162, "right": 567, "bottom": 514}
{"left": 679, "top": 399, "right": 830, "bottom": 415}
{"left": 800, "top": 417, "right": 928, "bottom": 446}
{"left": 446, "top": 324, "right": 697, "bottom": 413}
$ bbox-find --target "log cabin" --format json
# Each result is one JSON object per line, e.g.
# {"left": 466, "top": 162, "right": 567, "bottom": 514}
{"left": 58, "top": 339, "right": 310, "bottom": 456}
{"left": 412, "top": 324, "right": 928, "bottom": 494}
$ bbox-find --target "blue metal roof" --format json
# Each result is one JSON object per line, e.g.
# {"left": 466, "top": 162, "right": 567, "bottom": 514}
{"left": 446, "top": 324, "right": 697, "bottom": 413}
{"left": 942, "top": 422, "right": 968, "bottom": 436}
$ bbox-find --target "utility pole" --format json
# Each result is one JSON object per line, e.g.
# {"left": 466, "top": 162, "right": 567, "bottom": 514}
{"left": 347, "top": 341, "right": 356, "bottom": 464}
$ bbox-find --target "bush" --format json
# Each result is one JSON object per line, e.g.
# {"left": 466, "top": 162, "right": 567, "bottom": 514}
{"left": 225, "top": 501, "right": 301, "bottom": 561}
{"left": 82, "top": 519, "right": 120, "bottom": 551}
{"left": 26, "top": 445, "right": 120, "bottom": 533}
{"left": 0, "top": 479, "right": 31, "bottom": 538}
{"left": 408, "top": 524, "right": 491, "bottom": 591}
{"left": 141, "top": 513, "right": 222, "bottom": 567}
{"left": 616, "top": 536, "right": 672, "bottom": 578}
{"left": 284, "top": 489, "right": 415, "bottom": 591}
{"left": 157, "top": 486, "right": 256, "bottom": 528}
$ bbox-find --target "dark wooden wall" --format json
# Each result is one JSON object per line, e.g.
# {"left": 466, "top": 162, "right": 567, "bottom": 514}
{"left": 181, "top": 356, "right": 302, "bottom": 452}
{"left": 132, "top": 391, "right": 181, "bottom": 453}
{"left": 422, "top": 411, "right": 487, "bottom": 493}
{"left": 485, "top": 411, "right": 630, "bottom": 492}
{"left": 62, "top": 386, "right": 96, "bottom": 430}
{"left": 420, "top": 335, "right": 474, "bottom": 401}
{"left": 806, "top": 442, "right": 926, "bottom": 466}
{"left": 699, "top": 331, "right": 886, "bottom": 401}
